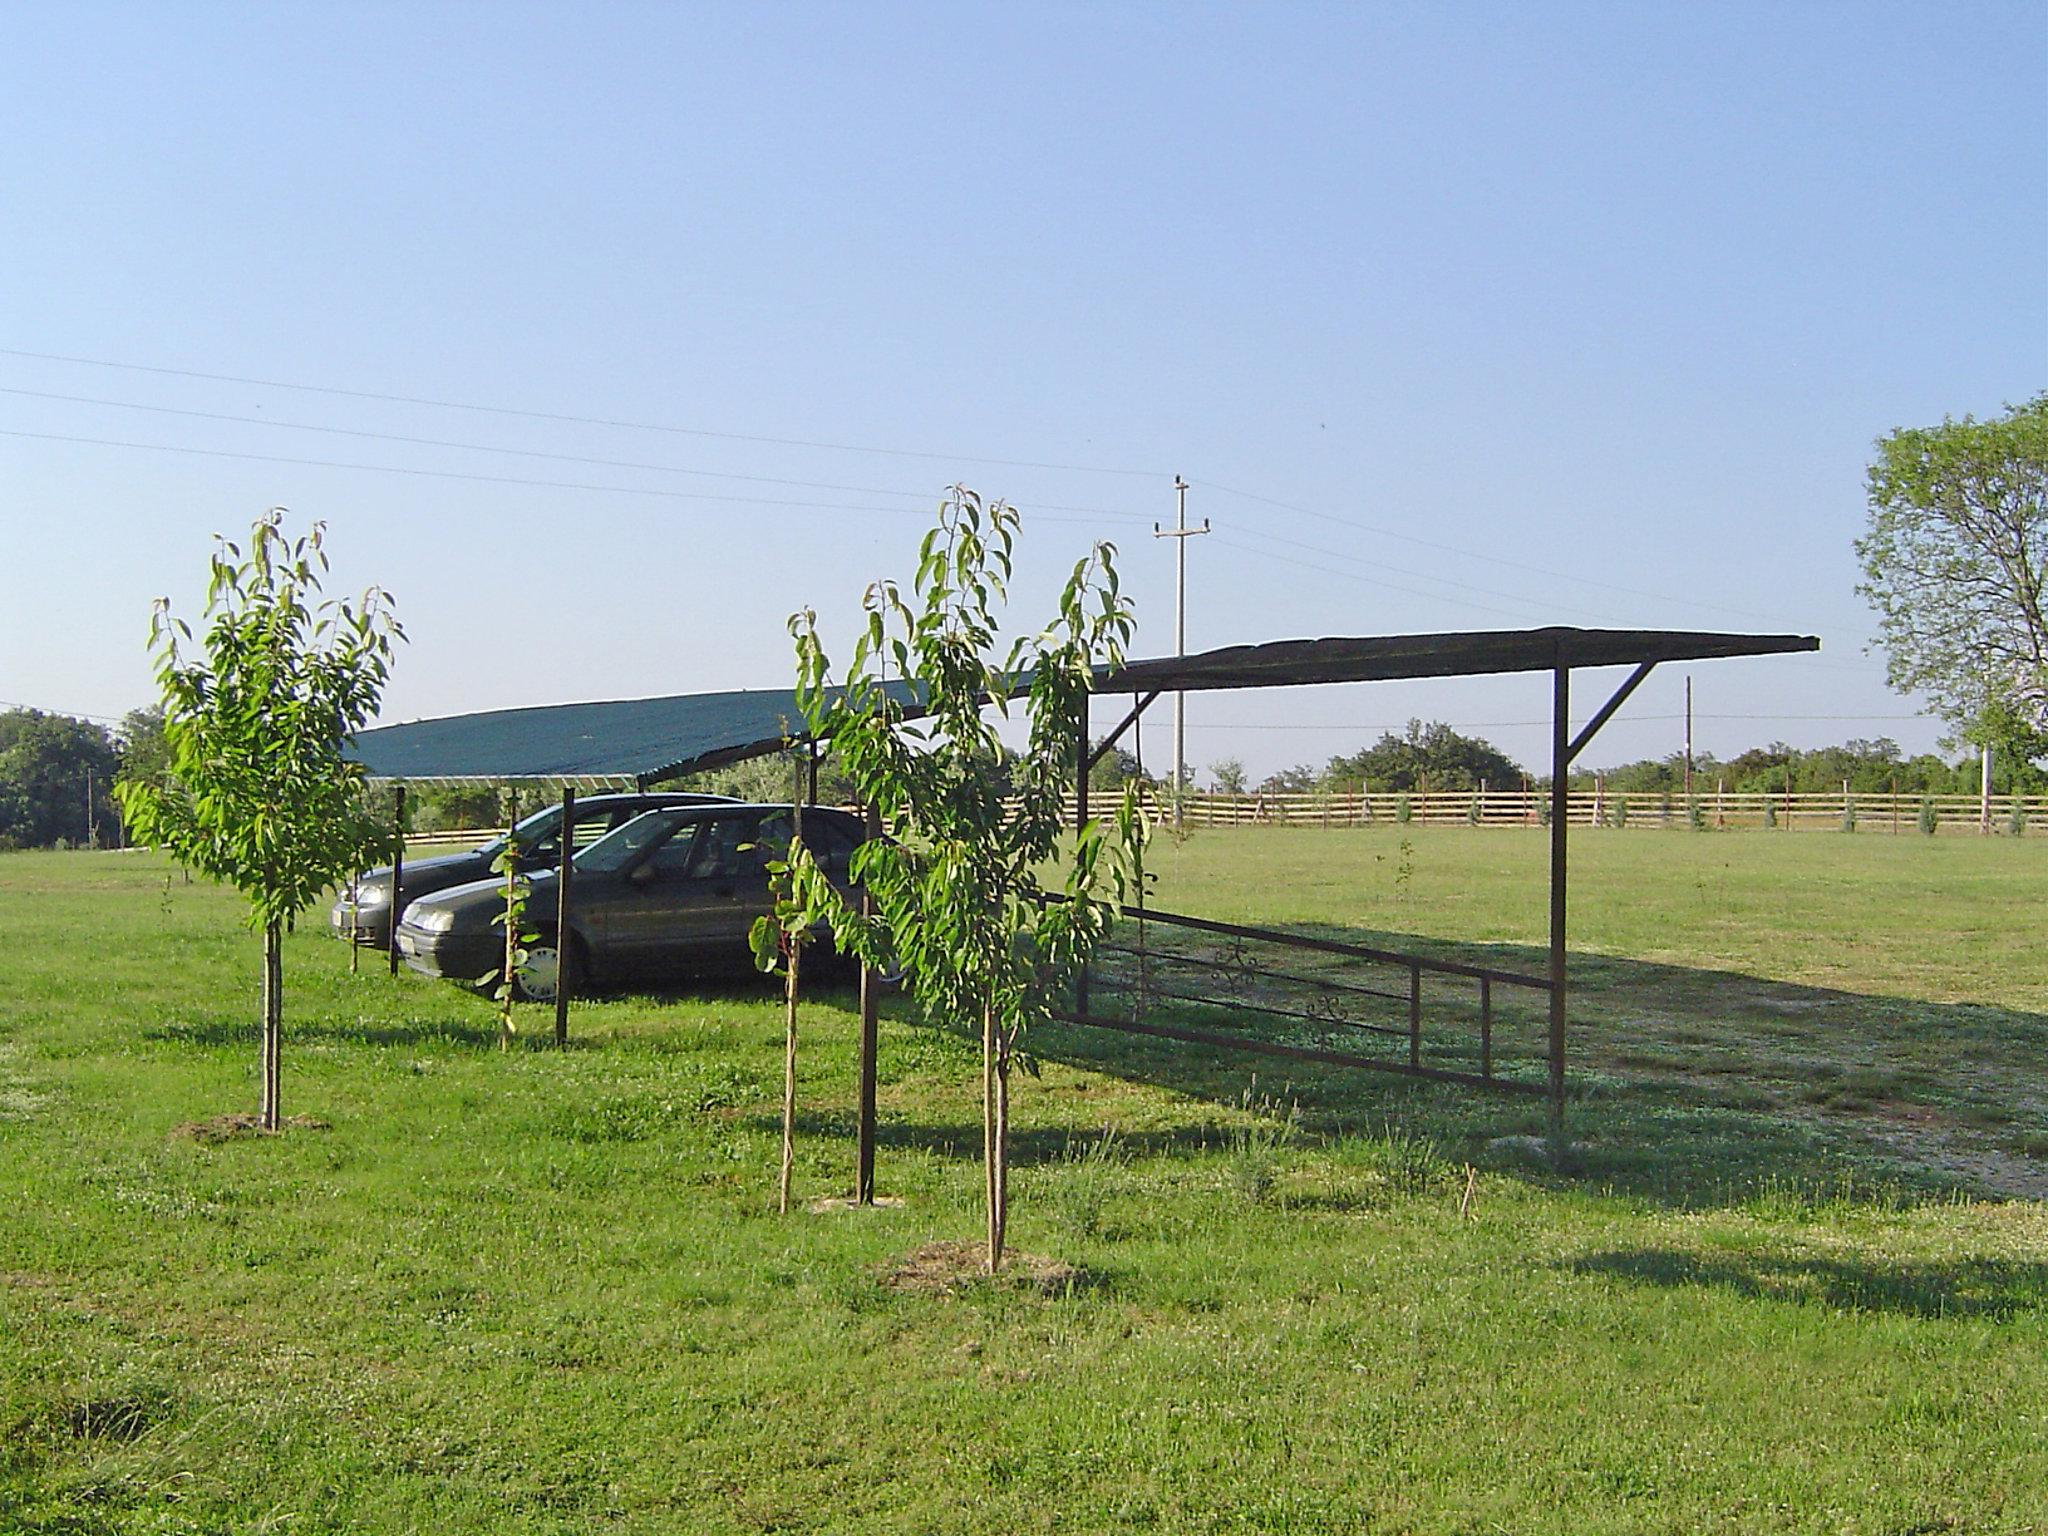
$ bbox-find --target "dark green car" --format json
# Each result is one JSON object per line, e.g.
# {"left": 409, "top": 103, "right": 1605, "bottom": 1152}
{"left": 331, "top": 791, "right": 735, "bottom": 949}
{"left": 393, "top": 802, "right": 869, "bottom": 999}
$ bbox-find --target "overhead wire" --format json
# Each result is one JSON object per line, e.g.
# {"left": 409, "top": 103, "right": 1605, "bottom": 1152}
{"left": 0, "top": 385, "right": 1155, "bottom": 520}
{"left": 1194, "top": 476, "right": 1784, "bottom": 625}
{"left": 0, "top": 346, "right": 1164, "bottom": 477}
{"left": 0, "top": 428, "right": 1135, "bottom": 526}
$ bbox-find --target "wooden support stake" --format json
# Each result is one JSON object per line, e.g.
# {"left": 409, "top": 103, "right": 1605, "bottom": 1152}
{"left": 780, "top": 763, "right": 805, "bottom": 1214}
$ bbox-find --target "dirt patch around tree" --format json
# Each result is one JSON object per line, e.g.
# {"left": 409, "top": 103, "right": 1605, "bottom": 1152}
{"left": 876, "top": 1240, "right": 1087, "bottom": 1297}
{"left": 170, "top": 1112, "right": 332, "bottom": 1144}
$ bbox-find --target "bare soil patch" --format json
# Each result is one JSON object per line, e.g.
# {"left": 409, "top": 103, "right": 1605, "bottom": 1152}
{"left": 876, "top": 1240, "right": 1085, "bottom": 1297}
{"left": 170, "top": 1111, "right": 332, "bottom": 1144}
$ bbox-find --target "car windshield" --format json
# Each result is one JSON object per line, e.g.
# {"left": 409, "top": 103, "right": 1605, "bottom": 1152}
{"left": 474, "top": 804, "right": 564, "bottom": 860}
{"left": 574, "top": 809, "right": 691, "bottom": 875}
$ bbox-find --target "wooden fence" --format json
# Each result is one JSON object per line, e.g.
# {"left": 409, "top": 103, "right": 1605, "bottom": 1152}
{"left": 1135, "top": 787, "right": 2041, "bottom": 834}
{"left": 399, "top": 786, "right": 2041, "bottom": 849}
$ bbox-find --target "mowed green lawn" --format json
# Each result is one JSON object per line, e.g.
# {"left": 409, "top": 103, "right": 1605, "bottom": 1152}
{"left": 2, "top": 829, "right": 2044, "bottom": 1534}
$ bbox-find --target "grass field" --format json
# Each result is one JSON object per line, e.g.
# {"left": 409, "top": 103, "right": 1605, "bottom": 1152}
{"left": 2, "top": 829, "right": 2045, "bottom": 1534}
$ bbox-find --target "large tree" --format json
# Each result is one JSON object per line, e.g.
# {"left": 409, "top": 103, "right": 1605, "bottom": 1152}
{"left": 1857, "top": 393, "right": 2048, "bottom": 759}
{"left": 0, "top": 710, "right": 120, "bottom": 849}
{"left": 116, "top": 511, "right": 403, "bottom": 1131}
{"left": 1323, "top": 718, "right": 1525, "bottom": 793}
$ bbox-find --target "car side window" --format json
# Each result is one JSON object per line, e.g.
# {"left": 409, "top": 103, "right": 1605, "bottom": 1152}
{"left": 694, "top": 815, "right": 783, "bottom": 880}
{"left": 641, "top": 822, "right": 702, "bottom": 878}
{"left": 810, "top": 816, "right": 860, "bottom": 874}
{"left": 566, "top": 812, "right": 614, "bottom": 851}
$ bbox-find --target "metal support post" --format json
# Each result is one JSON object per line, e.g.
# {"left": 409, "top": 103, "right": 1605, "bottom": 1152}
{"left": 856, "top": 802, "right": 881, "bottom": 1204}
{"left": 554, "top": 784, "right": 576, "bottom": 1046}
{"left": 1548, "top": 664, "right": 1570, "bottom": 1142}
{"left": 388, "top": 783, "right": 406, "bottom": 976}
{"left": 1075, "top": 698, "right": 1090, "bottom": 1016}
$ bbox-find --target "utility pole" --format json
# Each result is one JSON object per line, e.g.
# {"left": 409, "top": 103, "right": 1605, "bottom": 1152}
{"left": 1153, "top": 475, "right": 1208, "bottom": 828}
{"left": 1683, "top": 675, "right": 1693, "bottom": 803}
{"left": 1982, "top": 742, "right": 1994, "bottom": 835}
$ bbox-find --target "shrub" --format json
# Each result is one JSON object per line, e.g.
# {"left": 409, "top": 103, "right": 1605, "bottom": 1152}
{"left": 2009, "top": 802, "right": 2028, "bottom": 837}
{"left": 1687, "top": 797, "right": 1706, "bottom": 831}
{"left": 1466, "top": 794, "right": 1482, "bottom": 825}
{"left": 1394, "top": 796, "right": 1412, "bottom": 824}
{"left": 1919, "top": 797, "right": 1938, "bottom": 836}
{"left": 1762, "top": 800, "right": 1778, "bottom": 829}
{"left": 1841, "top": 800, "right": 1858, "bottom": 833}
{"left": 1609, "top": 798, "right": 1628, "bottom": 829}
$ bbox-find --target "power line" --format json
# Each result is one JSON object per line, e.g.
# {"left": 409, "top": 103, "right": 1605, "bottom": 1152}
{"left": 0, "top": 428, "right": 1133, "bottom": 526}
{"left": 0, "top": 345, "right": 1164, "bottom": 477}
{"left": 1210, "top": 534, "right": 1573, "bottom": 626}
{"left": 0, "top": 385, "right": 1155, "bottom": 521}
{"left": 0, "top": 698, "right": 125, "bottom": 723}
{"left": 1195, "top": 476, "right": 1784, "bottom": 626}
{"left": 1214, "top": 519, "right": 1638, "bottom": 628}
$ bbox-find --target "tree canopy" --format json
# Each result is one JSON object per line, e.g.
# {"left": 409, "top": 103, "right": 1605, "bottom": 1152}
{"left": 1857, "top": 393, "right": 2048, "bottom": 764}
{"left": 758, "top": 489, "right": 1142, "bottom": 1270}
{"left": 1322, "top": 719, "right": 1526, "bottom": 793}
{"left": 0, "top": 710, "right": 119, "bottom": 849}
{"left": 115, "top": 511, "right": 402, "bottom": 1130}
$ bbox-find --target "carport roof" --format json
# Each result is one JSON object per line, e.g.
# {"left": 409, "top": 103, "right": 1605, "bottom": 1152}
{"left": 347, "top": 625, "right": 1817, "bottom": 783}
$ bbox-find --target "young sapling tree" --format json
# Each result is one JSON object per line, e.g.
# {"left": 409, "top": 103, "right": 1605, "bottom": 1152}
{"left": 753, "top": 489, "right": 1143, "bottom": 1271}
{"left": 115, "top": 510, "right": 402, "bottom": 1130}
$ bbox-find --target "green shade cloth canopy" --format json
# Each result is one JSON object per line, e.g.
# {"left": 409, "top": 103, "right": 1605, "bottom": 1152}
{"left": 347, "top": 626, "right": 1818, "bottom": 783}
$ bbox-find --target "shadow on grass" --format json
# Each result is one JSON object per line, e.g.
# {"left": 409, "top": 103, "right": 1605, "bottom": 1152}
{"left": 1013, "top": 919, "right": 2048, "bottom": 1210}
{"left": 146, "top": 1015, "right": 514, "bottom": 1051}
{"left": 1568, "top": 1248, "right": 2048, "bottom": 1320}
{"left": 750, "top": 1112, "right": 1246, "bottom": 1168}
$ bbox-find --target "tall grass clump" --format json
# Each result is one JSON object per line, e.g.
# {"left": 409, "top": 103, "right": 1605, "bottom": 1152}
{"left": 1225, "top": 1083, "right": 1299, "bottom": 1205}
{"left": 1049, "top": 1126, "right": 1128, "bottom": 1240}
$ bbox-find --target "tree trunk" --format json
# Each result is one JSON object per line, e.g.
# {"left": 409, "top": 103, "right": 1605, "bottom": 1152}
{"left": 779, "top": 937, "right": 801, "bottom": 1214}
{"left": 259, "top": 919, "right": 282, "bottom": 1131}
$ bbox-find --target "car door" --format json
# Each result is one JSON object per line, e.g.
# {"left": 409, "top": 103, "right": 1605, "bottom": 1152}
{"left": 652, "top": 811, "right": 786, "bottom": 972}
{"left": 593, "top": 818, "right": 707, "bottom": 977}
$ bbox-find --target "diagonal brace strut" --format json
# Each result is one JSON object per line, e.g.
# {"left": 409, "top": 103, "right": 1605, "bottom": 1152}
{"left": 1565, "top": 661, "right": 1656, "bottom": 766}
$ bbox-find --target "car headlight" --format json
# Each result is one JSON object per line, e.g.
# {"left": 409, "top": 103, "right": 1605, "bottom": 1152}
{"left": 412, "top": 907, "right": 457, "bottom": 933}
{"left": 351, "top": 884, "right": 391, "bottom": 908}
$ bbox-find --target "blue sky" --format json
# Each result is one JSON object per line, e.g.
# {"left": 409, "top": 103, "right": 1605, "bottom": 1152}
{"left": 3, "top": 2, "right": 2042, "bottom": 781}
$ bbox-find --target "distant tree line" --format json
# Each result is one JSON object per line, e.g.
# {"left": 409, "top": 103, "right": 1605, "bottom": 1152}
{"left": 1198, "top": 721, "right": 2027, "bottom": 802}
{"left": 1570, "top": 737, "right": 2032, "bottom": 797}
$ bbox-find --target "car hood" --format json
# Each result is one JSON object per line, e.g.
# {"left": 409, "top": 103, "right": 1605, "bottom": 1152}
{"left": 357, "top": 848, "right": 490, "bottom": 890}
{"left": 405, "top": 869, "right": 560, "bottom": 921}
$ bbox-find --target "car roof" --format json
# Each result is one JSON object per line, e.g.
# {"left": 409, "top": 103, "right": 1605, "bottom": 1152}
{"left": 624, "top": 800, "right": 861, "bottom": 823}
{"left": 571, "top": 791, "right": 737, "bottom": 807}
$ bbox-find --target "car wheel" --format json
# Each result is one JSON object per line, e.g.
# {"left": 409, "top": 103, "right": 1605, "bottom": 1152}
{"left": 512, "top": 936, "right": 580, "bottom": 1003}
